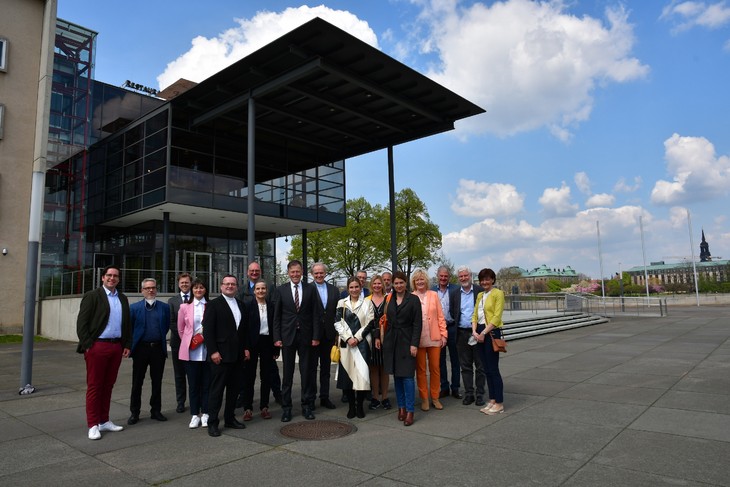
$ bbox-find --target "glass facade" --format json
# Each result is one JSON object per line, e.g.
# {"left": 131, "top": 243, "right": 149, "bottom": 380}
{"left": 40, "top": 19, "right": 346, "bottom": 297}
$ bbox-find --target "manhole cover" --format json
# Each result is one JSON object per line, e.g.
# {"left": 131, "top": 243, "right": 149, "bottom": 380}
{"left": 280, "top": 420, "right": 356, "bottom": 440}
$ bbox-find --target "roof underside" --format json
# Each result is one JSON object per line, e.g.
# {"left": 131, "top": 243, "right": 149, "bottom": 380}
{"left": 170, "top": 17, "right": 485, "bottom": 175}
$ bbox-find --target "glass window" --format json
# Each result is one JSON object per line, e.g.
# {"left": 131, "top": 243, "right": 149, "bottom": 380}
{"left": 0, "top": 37, "right": 7, "bottom": 72}
{"left": 146, "top": 110, "right": 168, "bottom": 135}
{"left": 0, "top": 104, "right": 4, "bottom": 139}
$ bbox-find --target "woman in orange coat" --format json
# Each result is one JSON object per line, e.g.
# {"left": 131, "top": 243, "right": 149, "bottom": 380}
{"left": 411, "top": 269, "right": 447, "bottom": 411}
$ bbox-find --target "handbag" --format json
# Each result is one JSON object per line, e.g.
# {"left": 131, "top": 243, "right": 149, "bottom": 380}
{"left": 190, "top": 333, "right": 204, "bottom": 350}
{"left": 330, "top": 344, "right": 340, "bottom": 362}
{"left": 378, "top": 292, "right": 393, "bottom": 339}
{"left": 490, "top": 331, "right": 507, "bottom": 353}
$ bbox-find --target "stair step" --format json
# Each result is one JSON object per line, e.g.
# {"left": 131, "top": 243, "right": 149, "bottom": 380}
{"left": 500, "top": 314, "right": 609, "bottom": 341}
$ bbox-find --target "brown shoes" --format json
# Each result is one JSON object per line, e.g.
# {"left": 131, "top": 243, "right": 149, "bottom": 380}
{"left": 404, "top": 412, "right": 414, "bottom": 426}
{"left": 432, "top": 399, "right": 443, "bottom": 410}
{"left": 421, "top": 400, "right": 430, "bottom": 411}
{"left": 397, "top": 407, "right": 406, "bottom": 421}
{"left": 260, "top": 408, "right": 272, "bottom": 420}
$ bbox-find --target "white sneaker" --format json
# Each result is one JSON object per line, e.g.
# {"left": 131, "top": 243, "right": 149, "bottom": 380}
{"left": 88, "top": 425, "right": 101, "bottom": 440}
{"left": 98, "top": 420, "right": 124, "bottom": 432}
{"left": 200, "top": 413, "right": 209, "bottom": 427}
{"left": 189, "top": 415, "right": 201, "bottom": 429}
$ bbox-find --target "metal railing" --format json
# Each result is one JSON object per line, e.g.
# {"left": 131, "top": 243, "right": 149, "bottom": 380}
{"left": 565, "top": 293, "right": 668, "bottom": 317}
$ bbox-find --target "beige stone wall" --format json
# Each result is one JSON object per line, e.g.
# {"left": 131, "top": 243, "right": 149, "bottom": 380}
{"left": 0, "top": 0, "right": 54, "bottom": 332}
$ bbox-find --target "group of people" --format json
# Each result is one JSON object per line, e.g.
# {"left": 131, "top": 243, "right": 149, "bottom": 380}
{"left": 76, "top": 261, "right": 505, "bottom": 440}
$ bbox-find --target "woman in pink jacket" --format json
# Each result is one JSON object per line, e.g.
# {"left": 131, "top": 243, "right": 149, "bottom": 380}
{"left": 411, "top": 269, "right": 447, "bottom": 411}
{"left": 178, "top": 278, "right": 210, "bottom": 429}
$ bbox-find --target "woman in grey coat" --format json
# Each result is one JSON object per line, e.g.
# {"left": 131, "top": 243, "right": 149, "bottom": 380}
{"left": 377, "top": 271, "right": 422, "bottom": 426}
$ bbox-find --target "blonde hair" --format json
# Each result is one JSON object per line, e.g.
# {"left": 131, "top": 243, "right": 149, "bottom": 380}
{"left": 410, "top": 268, "right": 429, "bottom": 290}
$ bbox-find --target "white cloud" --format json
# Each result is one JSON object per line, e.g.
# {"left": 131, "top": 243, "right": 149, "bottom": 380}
{"left": 661, "top": 1, "right": 730, "bottom": 32}
{"left": 586, "top": 193, "right": 615, "bottom": 208}
{"left": 157, "top": 6, "right": 378, "bottom": 89}
{"left": 668, "top": 206, "right": 689, "bottom": 228}
{"left": 650, "top": 133, "right": 730, "bottom": 205}
{"left": 574, "top": 171, "right": 592, "bottom": 194}
{"left": 539, "top": 182, "right": 578, "bottom": 217}
{"left": 614, "top": 176, "right": 642, "bottom": 192}
{"left": 416, "top": 0, "right": 648, "bottom": 139}
{"left": 450, "top": 179, "right": 524, "bottom": 217}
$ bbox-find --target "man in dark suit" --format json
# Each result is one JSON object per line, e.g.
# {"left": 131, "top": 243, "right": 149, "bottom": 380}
{"left": 203, "top": 274, "right": 249, "bottom": 437}
{"left": 310, "top": 262, "right": 340, "bottom": 410}
{"left": 76, "top": 265, "right": 131, "bottom": 440}
{"left": 128, "top": 278, "right": 170, "bottom": 425}
{"left": 450, "top": 266, "right": 485, "bottom": 406}
{"left": 432, "top": 265, "right": 461, "bottom": 399}
{"left": 273, "top": 259, "right": 321, "bottom": 422}
{"left": 340, "top": 269, "right": 370, "bottom": 298}
{"left": 236, "top": 261, "right": 282, "bottom": 405}
{"left": 167, "top": 272, "right": 191, "bottom": 413}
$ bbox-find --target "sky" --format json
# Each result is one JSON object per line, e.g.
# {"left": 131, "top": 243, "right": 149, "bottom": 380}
{"left": 58, "top": 0, "right": 730, "bottom": 279}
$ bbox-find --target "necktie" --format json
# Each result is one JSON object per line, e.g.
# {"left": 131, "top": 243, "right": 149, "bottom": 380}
{"left": 183, "top": 294, "right": 189, "bottom": 303}
{"left": 294, "top": 284, "right": 300, "bottom": 312}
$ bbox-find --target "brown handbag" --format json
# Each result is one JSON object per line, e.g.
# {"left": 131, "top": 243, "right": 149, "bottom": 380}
{"left": 490, "top": 331, "right": 507, "bottom": 353}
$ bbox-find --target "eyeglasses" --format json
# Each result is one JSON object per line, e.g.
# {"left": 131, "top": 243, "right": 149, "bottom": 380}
{"left": 104, "top": 274, "right": 120, "bottom": 278}
{"left": 222, "top": 282, "right": 238, "bottom": 287}
{"left": 142, "top": 287, "right": 157, "bottom": 291}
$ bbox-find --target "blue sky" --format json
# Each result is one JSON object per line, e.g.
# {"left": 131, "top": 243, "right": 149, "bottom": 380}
{"left": 58, "top": 0, "right": 730, "bottom": 279}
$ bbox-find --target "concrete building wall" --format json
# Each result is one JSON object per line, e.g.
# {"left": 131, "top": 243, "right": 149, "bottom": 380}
{"left": 0, "top": 0, "right": 56, "bottom": 332}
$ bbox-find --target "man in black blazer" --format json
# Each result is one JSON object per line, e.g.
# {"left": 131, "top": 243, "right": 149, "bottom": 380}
{"left": 273, "top": 260, "right": 321, "bottom": 422}
{"left": 167, "top": 272, "right": 192, "bottom": 413}
{"left": 203, "top": 274, "right": 249, "bottom": 437}
{"left": 450, "top": 266, "right": 485, "bottom": 406}
{"left": 310, "top": 262, "right": 340, "bottom": 410}
{"left": 76, "top": 265, "right": 131, "bottom": 440}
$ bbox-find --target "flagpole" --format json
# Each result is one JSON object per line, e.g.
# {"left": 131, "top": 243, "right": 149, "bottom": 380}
{"left": 639, "top": 215, "right": 650, "bottom": 298}
{"left": 597, "top": 221, "right": 605, "bottom": 298}
{"left": 687, "top": 209, "right": 700, "bottom": 306}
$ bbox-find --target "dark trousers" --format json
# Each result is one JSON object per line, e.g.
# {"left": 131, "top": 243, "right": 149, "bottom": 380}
{"left": 456, "top": 327, "right": 485, "bottom": 397}
{"left": 281, "top": 329, "right": 315, "bottom": 409}
{"left": 477, "top": 327, "right": 504, "bottom": 403}
{"left": 130, "top": 342, "right": 166, "bottom": 415}
{"left": 170, "top": 346, "right": 187, "bottom": 407}
{"left": 242, "top": 335, "right": 275, "bottom": 410}
{"left": 208, "top": 360, "right": 243, "bottom": 426}
{"left": 184, "top": 360, "right": 210, "bottom": 415}
{"left": 271, "top": 360, "right": 281, "bottom": 397}
{"left": 84, "top": 340, "right": 123, "bottom": 427}
{"left": 439, "top": 323, "right": 460, "bottom": 392}
{"left": 315, "top": 336, "right": 335, "bottom": 400}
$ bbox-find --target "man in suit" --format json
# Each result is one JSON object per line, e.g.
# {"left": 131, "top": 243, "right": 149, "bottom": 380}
{"left": 76, "top": 265, "right": 131, "bottom": 440}
{"left": 236, "top": 261, "right": 282, "bottom": 405}
{"left": 310, "top": 262, "right": 340, "bottom": 410}
{"left": 273, "top": 259, "right": 321, "bottom": 422}
{"left": 203, "top": 274, "right": 249, "bottom": 437}
{"left": 432, "top": 265, "right": 461, "bottom": 399}
{"left": 128, "top": 278, "right": 171, "bottom": 425}
{"left": 340, "top": 269, "right": 370, "bottom": 298}
{"left": 450, "top": 266, "right": 486, "bottom": 406}
{"left": 167, "top": 272, "right": 191, "bottom": 413}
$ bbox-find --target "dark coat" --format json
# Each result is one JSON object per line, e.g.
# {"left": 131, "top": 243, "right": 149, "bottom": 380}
{"left": 167, "top": 293, "right": 188, "bottom": 350}
{"left": 448, "top": 284, "right": 484, "bottom": 325}
{"left": 129, "top": 299, "right": 170, "bottom": 357}
{"left": 382, "top": 290, "right": 422, "bottom": 377}
{"left": 76, "top": 286, "right": 131, "bottom": 353}
{"left": 272, "top": 282, "right": 320, "bottom": 346}
{"left": 246, "top": 297, "right": 275, "bottom": 350}
{"left": 311, "top": 281, "right": 340, "bottom": 344}
{"left": 202, "top": 295, "right": 248, "bottom": 363}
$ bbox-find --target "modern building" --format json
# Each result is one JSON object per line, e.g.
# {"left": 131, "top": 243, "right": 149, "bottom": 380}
{"left": 2, "top": 10, "right": 484, "bottom": 334}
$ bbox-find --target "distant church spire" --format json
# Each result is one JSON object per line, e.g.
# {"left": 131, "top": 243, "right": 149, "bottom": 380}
{"left": 699, "top": 229, "right": 712, "bottom": 262}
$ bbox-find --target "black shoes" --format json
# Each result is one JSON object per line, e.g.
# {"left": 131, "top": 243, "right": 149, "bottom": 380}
{"left": 150, "top": 411, "right": 168, "bottom": 421}
{"left": 475, "top": 396, "right": 486, "bottom": 406}
{"left": 224, "top": 419, "right": 246, "bottom": 429}
{"left": 208, "top": 425, "right": 221, "bottom": 437}
{"left": 439, "top": 390, "right": 449, "bottom": 398}
{"left": 176, "top": 403, "right": 186, "bottom": 413}
{"left": 321, "top": 398, "right": 337, "bottom": 409}
{"left": 369, "top": 399, "right": 381, "bottom": 410}
{"left": 127, "top": 414, "right": 139, "bottom": 425}
{"left": 452, "top": 390, "right": 463, "bottom": 399}
{"left": 462, "top": 395, "right": 475, "bottom": 405}
{"left": 303, "top": 406, "right": 316, "bottom": 420}
{"left": 281, "top": 409, "right": 292, "bottom": 422}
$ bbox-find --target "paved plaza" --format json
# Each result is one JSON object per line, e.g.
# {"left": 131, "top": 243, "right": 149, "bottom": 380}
{"left": 1, "top": 306, "right": 729, "bottom": 486}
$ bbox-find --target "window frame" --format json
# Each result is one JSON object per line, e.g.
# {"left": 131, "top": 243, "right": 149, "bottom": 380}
{"left": 0, "top": 37, "right": 8, "bottom": 72}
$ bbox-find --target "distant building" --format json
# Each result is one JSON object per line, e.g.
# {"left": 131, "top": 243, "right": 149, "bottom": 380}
{"left": 626, "top": 232, "right": 728, "bottom": 287}
{"left": 500, "top": 265, "right": 580, "bottom": 293}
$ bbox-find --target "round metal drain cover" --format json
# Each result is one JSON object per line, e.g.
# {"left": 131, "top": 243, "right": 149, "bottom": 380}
{"left": 280, "top": 420, "right": 356, "bottom": 440}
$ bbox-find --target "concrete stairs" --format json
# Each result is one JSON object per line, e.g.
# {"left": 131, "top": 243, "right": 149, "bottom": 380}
{"left": 502, "top": 312, "right": 609, "bottom": 340}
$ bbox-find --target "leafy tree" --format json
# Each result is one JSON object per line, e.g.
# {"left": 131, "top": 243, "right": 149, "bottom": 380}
{"left": 546, "top": 279, "right": 563, "bottom": 293}
{"left": 392, "top": 188, "right": 442, "bottom": 281}
{"left": 497, "top": 267, "right": 524, "bottom": 293}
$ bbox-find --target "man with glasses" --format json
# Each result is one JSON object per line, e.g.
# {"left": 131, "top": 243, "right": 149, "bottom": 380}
{"left": 127, "top": 278, "right": 171, "bottom": 425}
{"left": 76, "top": 265, "right": 131, "bottom": 440}
{"left": 203, "top": 275, "right": 249, "bottom": 437}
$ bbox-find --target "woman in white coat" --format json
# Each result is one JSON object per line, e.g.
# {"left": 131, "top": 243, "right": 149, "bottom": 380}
{"left": 335, "top": 276, "right": 375, "bottom": 419}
